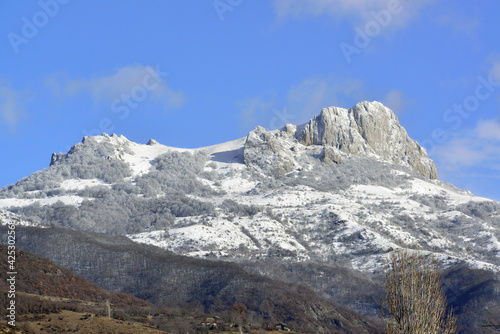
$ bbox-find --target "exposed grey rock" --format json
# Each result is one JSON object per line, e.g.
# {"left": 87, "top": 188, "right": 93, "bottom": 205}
{"left": 283, "top": 123, "right": 297, "bottom": 137}
{"left": 50, "top": 152, "right": 63, "bottom": 166}
{"left": 320, "top": 146, "right": 343, "bottom": 164}
{"left": 295, "top": 101, "right": 438, "bottom": 179}
{"left": 243, "top": 102, "right": 437, "bottom": 179}
{"left": 243, "top": 126, "right": 296, "bottom": 176}
{"left": 147, "top": 139, "right": 159, "bottom": 145}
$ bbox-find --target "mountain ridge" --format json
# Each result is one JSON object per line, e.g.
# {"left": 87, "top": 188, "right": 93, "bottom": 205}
{"left": 0, "top": 223, "right": 384, "bottom": 333}
{"left": 244, "top": 101, "right": 438, "bottom": 179}
{"left": 1, "top": 101, "right": 500, "bottom": 333}
{"left": 1, "top": 102, "right": 498, "bottom": 274}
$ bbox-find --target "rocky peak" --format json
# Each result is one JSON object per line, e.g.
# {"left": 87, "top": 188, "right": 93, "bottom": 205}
{"left": 296, "top": 101, "right": 438, "bottom": 179}
{"left": 49, "top": 133, "right": 134, "bottom": 167}
{"left": 146, "top": 139, "right": 159, "bottom": 145}
{"left": 243, "top": 126, "right": 297, "bottom": 176}
{"left": 244, "top": 101, "right": 438, "bottom": 179}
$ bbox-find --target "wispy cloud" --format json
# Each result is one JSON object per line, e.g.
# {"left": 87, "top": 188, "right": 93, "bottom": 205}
{"left": 286, "top": 77, "right": 364, "bottom": 122}
{"left": 491, "top": 58, "right": 500, "bottom": 82}
{"left": 47, "top": 64, "right": 186, "bottom": 110}
{"left": 273, "top": 0, "right": 433, "bottom": 30}
{"left": 237, "top": 96, "right": 276, "bottom": 129}
{"left": 0, "top": 85, "right": 25, "bottom": 132}
{"left": 488, "top": 56, "right": 500, "bottom": 113}
{"left": 237, "top": 77, "right": 365, "bottom": 131}
{"left": 382, "top": 89, "right": 413, "bottom": 115}
{"left": 437, "top": 14, "right": 479, "bottom": 35}
{"left": 476, "top": 119, "right": 500, "bottom": 141}
{"left": 433, "top": 119, "right": 500, "bottom": 171}
{"left": 434, "top": 4, "right": 480, "bottom": 35}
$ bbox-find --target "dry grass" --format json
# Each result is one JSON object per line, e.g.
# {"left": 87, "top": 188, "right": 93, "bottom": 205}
{"left": 1, "top": 310, "right": 169, "bottom": 334}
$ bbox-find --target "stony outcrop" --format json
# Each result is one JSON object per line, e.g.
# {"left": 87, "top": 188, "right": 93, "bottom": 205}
{"left": 147, "top": 139, "right": 159, "bottom": 145}
{"left": 295, "top": 101, "right": 438, "bottom": 179}
{"left": 243, "top": 126, "right": 297, "bottom": 176}
{"left": 244, "top": 101, "right": 438, "bottom": 179}
{"left": 320, "top": 146, "right": 343, "bottom": 164}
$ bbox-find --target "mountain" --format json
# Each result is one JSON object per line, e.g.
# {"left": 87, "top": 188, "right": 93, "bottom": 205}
{"left": 0, "top": 224, "right": 383, "bottom": 333}
{"left": 245, "top": 101, "right": 437, "bottom": 179}
{"left": 0, "top": 243, "right": 170, "bottom": 333}
{"left": 0, "top": 243, "right": 151, "bottom": 308}
{"left": 2, "top": 101, "right": 497, "bottom": 271}
{"left": 1, "top": 101, "right": 500, "bottom": 332}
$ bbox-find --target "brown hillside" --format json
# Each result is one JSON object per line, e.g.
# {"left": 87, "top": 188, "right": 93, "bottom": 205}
{"left": 1, "top": 310, "right": 168, "bottom": 334}
{"left": 0, "top": 244, "right": 152, "bottom": 309}
{"left": 3, "top": 226, "right": 384, "bottom": 333}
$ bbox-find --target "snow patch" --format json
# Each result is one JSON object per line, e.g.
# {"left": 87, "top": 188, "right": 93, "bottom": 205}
{"left": 60, "top": 179, "right": 108, "bottom": 191}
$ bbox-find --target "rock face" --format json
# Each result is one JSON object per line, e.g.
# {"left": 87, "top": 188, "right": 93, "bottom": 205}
{"left": 296, "top": 101, "right": 438, "bottom": 179}
{"left": 320, "top": 146, "right": 343, "bottom": 165}
{"left": 244, "top": 101, "right": 438, "bottom": 179}
{"left": 50, "top": 152, "right": 61, "bottom": 166}
{"left": 243, "top": 126, "right": 297, "bottom": 176}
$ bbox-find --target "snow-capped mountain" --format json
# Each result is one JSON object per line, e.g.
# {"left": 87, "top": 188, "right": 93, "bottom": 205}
{"left": 1, "top": 101, "right": 499, "bottom": 274}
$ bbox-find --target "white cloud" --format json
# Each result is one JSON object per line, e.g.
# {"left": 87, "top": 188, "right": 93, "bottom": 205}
{"left": 50, "top": 64, "right": 186, "bottom": 110}
{"left": 434, "top": 139, "right": 487, "bottom": 167}
{"left": 151, "top": 83, "right": 187, "bottom": 110}
{"left": 433, "top": 119, "right": 500, "bottom": 171}
{"left": 491, "top": 59, "right": 500, "bottom": 82}
{"left": 477, "top": 119, "right": 500, "bottom": 141}
{"left": 0, "top": 85, "right": 25, "bottom": 131}
{"left": 488, "top": 58, "right": 500, "bottom": 114}
{"left": 382, "top": 89, "right": 413, "bottom": 115}
{"left": 286, "top": 77, "right": 364, "bottom": 122}
{"left": 437, "top": 14, "right": 479, "bottom": 35}
{"left": 237, "top": 96, "right": 276, "bottom": 130}
{"left": 237, "top": 77, "right": 365, "bottom": 131}
{"left": 273, "top": 0, "right": 433, "bottom": 30}
{"left": 287, "top": 78, "right": 329, "bottom": 119}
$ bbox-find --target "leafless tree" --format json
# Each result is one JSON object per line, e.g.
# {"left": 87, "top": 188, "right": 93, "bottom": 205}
{"left": 105, "top": 299, "right": 111, "bottom": 319}
{"left": 381, "top": 249, "right": 457, "bottom": 334}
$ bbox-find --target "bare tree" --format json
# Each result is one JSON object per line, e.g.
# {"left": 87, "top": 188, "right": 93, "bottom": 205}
{"left": 105, "top": 299, "right": 111, "bottom": 319}
{"left": 381, "top": 249, "right": 456, "bottom": 334}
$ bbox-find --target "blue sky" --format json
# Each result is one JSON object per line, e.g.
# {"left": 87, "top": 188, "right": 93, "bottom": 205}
{"left": 1, "top": 0, "right": 500, "bottom": 200}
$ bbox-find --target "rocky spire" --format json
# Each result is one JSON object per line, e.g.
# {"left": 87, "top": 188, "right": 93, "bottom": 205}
{"left": 295, "top": 101, "right": 438, "bottom": 179}
{"left": 244, "top": 101, "right": 438, "bottom": 179}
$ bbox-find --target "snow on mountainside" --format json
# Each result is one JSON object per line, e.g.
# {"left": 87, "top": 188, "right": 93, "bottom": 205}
{"left": 0, "top": 210, "right": 40, "bottom": 227}
{"left": 1, "top": 101, "right": 499, "bottom": 273}
{"left": 129, "top": 165, "right": 499, "bottom": 271}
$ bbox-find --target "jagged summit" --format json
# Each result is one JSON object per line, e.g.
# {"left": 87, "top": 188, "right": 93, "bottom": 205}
{"left": 298, "top": 101, "right": 438, "bottom": 179}
{"left": 48, "top": 102, "right": 437, "bottom": 180}
{"left": 147, "top": 139, "right": 159, "bottom": 145}
{"left": 1, "top": 100, "right": 498, "bottom": 276}
{"left": 244, "top": 101, "right": 438, "bottom": 179}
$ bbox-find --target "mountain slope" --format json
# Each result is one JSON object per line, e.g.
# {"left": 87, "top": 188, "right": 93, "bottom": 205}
{"left": 1, "top": 101, "right": 500, "bottom": 333}
{"left": 0, "top": 224, "right": 383, "bottom": 333}
{"left": 3, "top": 219, "right": 499, "bottom": 333}
{"left": 1, "top": 101, "right": 499, "bottom": 274}
{"left": 0, "top": 243, "right": 170, "bottom": 333}
{"left": 0, "top": 244, "right": 152, "bottom": 308}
